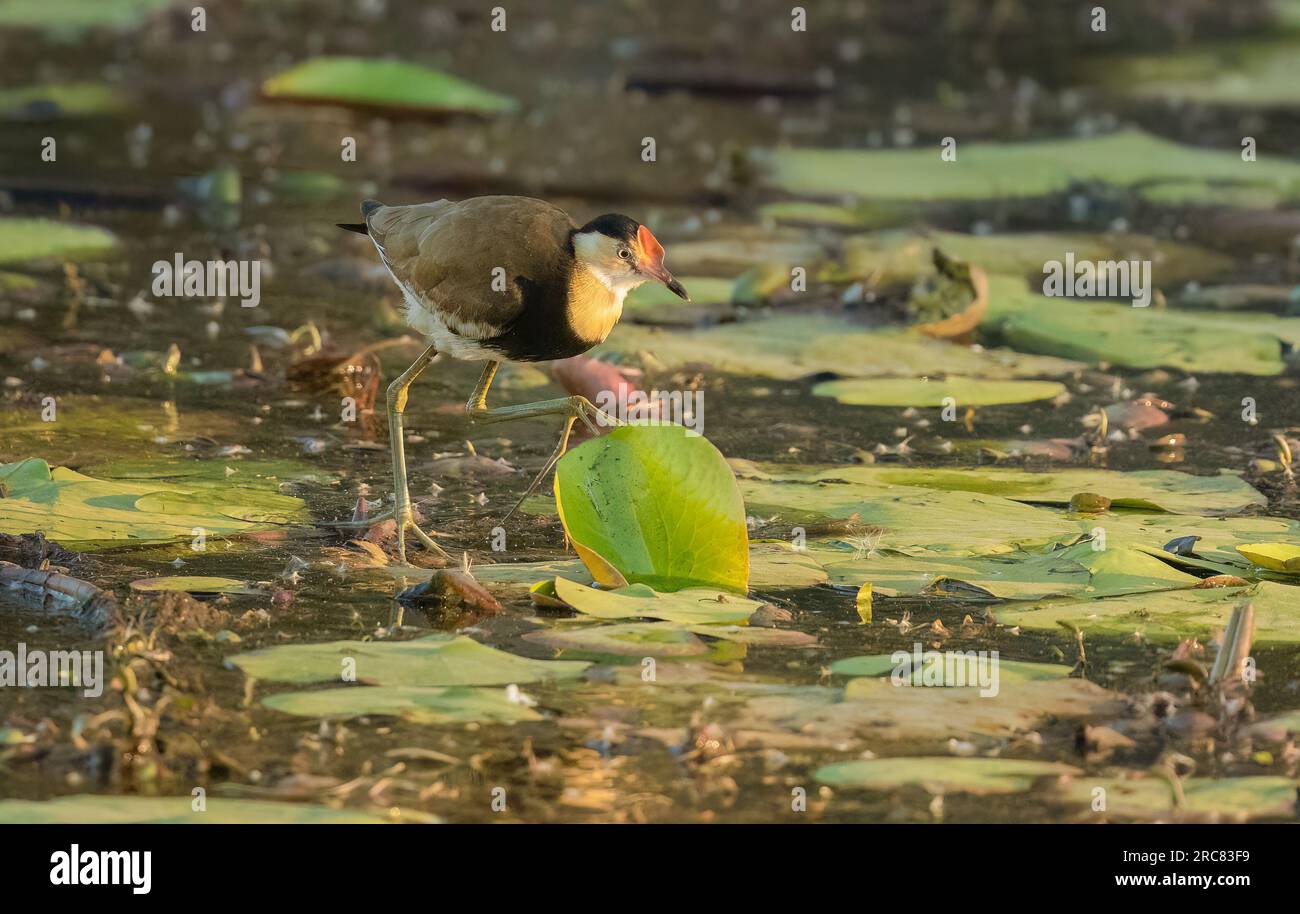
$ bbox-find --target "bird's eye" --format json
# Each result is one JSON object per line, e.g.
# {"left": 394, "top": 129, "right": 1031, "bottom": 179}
{"left": 617, "top": 248, "right": 632, "bottom": 259}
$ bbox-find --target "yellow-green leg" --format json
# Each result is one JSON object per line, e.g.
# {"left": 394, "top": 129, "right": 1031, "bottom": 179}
{"left": 387, "top": 344, "right": 450, "bottom": 563}
{"left": 464, "top": 360, "right": 618, "bottom": 516}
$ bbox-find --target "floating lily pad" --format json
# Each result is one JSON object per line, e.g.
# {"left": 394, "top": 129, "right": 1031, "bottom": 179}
{"left": 129, "top": 576, "right": 262, "bottom": 595}
{"left": 815, "top": 757, "right": 1080, "bottom": 795}
{"left": 813, "top": 376, "right": 1065, "bottom": 408}
{"left": 686, "top": 624, "right": 817, "bottom": 647}
{"left": 0, "top": 458, "right": 309, "bottom": 549}
{"left": 230, "top": 634, "right": 589, "bottom": 686}
{"left": 522, "top": 622, "right": 710, "bottom": 657}
{"left": 763, "top": 129, "right": 1300, "bottom": 209}
{"left": 0, "top": 82, "right": 126, "bottom": 119}
{"left": 551, "top": 577, "right": 760, "bottom": 624}
{"left": 262, "top": 57, "right": 517, "bottom": 115}
{"left": 262, "top": 685, "right": 541, "bottom": 723}
{"left": 809, "top": 539, "right": 1200, "bottom": 601}
{"left": 732, "top": 460, "right": 1266, "bottom": 516}
{"left": 624, "top": 276, "right": 734, "bottom": 319}
{"left": 0, "top": 795, "right": 390, "bottom": 824}
{"left": 985, "top": 274, "right": 1298, "bottom": 376}
{"left": 994, "top": 581, "right": 1300, "bottom": 644}
{"left": 0, "top": 0, "right": 173, "bottom": 32}
{"left": 1236, "top": 542, "right": 1300, "bottom": 573}
{"left": 830, "top": 654, "right": 1072, "bottom": 683}
{"left": 1096, "top": 40, "right": 1300, "bottom": 109}
{"left": 554, "top": 425, "right": 750, "bottom": 592}
{"left": 0, "top": 218, "right": 117, "bottom": 265}
{"left": 600, "top": 314, "right": 1083, "bottom": 381}
{"left": 1049, "top": 776, "right": 1298, "bottom": 821}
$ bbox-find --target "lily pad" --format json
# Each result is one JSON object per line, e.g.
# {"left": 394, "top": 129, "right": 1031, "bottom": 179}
{"left": 732, "top": 460, "right": 1266, "bottom": 515}
{"left": 830, "top": 654, "right": 1072, "bottom": 684}
{"left": 1049, "top": 776, "right": 1298, "bottom": 821}
{"left": 262, "top": 685, "right": 542, "bottom": 723}
{"left": 554, "top": 425, "right": 750, "bottom": 592}
{"left": 230, "top": 634, "right": 590, "bottom": 686}
{"left": 0, "top": 795, "right": 390, "bottom": 824}
{"left": 0, "top": 458, "right": 309, "bottom": 549}
{"left": 0, "top": 218, "right": 117, "bottom": 265}
{"left": 129, "top": 576, "right": 263, "bottom": 595}
{"left": 0, "top": 0, "right": 173, "bottom": 32}
{"left": 262, "top": 57, "right": 517, "bottom": 115}
{"left": 1236, "top": 542, "right": 1300, "bottom": 573}
{"left": 763, "top": 129, "right": 1300, "bottom": 209}
{"left": 812, "top": 376, "right": 1065, "bottom": 408}
{"left": 522, "top": 622, "right": 711, "bottom": 657}
{"left": 815, "top": 757, "right": 1080, "bottom": 795}
{"left": 551, "top": 576, "right": 761, "bottom": 624}
{"left": 0, "top": 83, "right": 127, "bottom": 119}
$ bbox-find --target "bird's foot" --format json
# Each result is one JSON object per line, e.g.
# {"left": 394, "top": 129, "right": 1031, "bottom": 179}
{"left": 394, "top": 507, "right": 451, "bottom": 563}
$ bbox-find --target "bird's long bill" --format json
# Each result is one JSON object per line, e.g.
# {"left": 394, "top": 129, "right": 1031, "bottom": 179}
{"left": 637, "top": 224, "right": 689, "bottom": 301}
{"left": 645, "top": 263, "right": 690, "bottom": 301}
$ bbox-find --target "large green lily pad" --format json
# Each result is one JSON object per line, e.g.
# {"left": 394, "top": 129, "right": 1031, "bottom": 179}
{"left": 0, "top": 795, "right": 390, "bottom": 824}
{"left": 262, "top": 685, "right": 542, "bottom": 724}
{"left": 763, "top": 129, "right": 1300, "bottom": 208}
{"left": 731, "top": 460, "right": 1266, "bottom": 515}
{"left": 815, "top": 757, "right": 1080, "bottom": 795}
{"left": 555, "top": 426, "right": 750, "bottom": 592}
{"left": 0, "top": 218, "right": 117, "bottom": 265}
{"left": 0, "top": 458, "right": 309, "bottom": 549}
{"left": 263, "top": 57, "right": 517, "bottom": 115}
{"left": 230, "top": 634, "right": 590, "bottom": 686}
{"left": 813, "top": 376, "right": 1066, "bottom": 408}
{"left": 994, "top": 581, "right": 1300, "bottom": 644}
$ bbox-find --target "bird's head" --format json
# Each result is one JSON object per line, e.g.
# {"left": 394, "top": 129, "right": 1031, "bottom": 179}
{"left": 573, "top": 214, "right": 689, "bottom": 301}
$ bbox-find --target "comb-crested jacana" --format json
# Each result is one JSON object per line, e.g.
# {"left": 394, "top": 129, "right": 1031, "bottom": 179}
{"left": 338, "top": 195, "right": 688, "bottom": 563}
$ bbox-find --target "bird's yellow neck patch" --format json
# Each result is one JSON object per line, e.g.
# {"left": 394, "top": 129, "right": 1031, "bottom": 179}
{"left": 567, "top": 263, "right": 626, "bottom": 345}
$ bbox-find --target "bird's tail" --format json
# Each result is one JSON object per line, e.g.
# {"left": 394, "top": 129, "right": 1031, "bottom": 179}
{"left": 336, "top": 199, "right": 384, "bottom": 235}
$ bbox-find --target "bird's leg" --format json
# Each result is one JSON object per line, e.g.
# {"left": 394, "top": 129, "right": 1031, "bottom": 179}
{"left": 387, "top": 344, "right": 450, "bottom": 563}
{"left": 464, "top": 360, "right": 620, "bottom": 516}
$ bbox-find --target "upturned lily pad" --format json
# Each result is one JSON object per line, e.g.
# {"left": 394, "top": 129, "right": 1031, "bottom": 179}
{"left": 522, "top": 622, "right": 710, "bottom": 657}
{"left": 0, "top": 218, "right": 117, "bottom": 265}
{"left": 1235, "top": 543, "right": 1300, "bottom": 573}
{"left": 262, "top": 685, "right": 541, "bottom": 723}
{"left": 1049, "top": 776, "right": 1298, "bottom": 821}
{"left": 230, "top": 634, "right": 589, "bottom": 686}
{"left": 551, "top": 576, "right": 761, "bottom": 624}
{"left": 262, "top": 57, "right": 518, "bottom": 115}
{"left": 554, "top": 426, "right": 750, "bottom": 593}
{"left": 830, "top": 654, "right": 1072, "bottom": 683}
{"left": 815, "top": 757, "right": 1080, "bottom": 795}
{"left": 0, "top": 458, "right": 309, "bottom": 549}
{"left": 0, "top": 795, "right": 390, "bottom": 824}
{"left": 129, "top": 576, "right": 262, "bottom": 595}
{"left": 762, "top": 129, "right": 1300, "bottom": 209}
{"left": 812, "top": 376, "right": 1065, "bottom": 408}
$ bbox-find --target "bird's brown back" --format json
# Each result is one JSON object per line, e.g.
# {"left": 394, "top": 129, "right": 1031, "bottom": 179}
{"left": 365, "top": 196, "right": 577, "bottom": 339}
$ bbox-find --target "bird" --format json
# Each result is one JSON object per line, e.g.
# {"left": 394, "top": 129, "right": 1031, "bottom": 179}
{"left": 337, "top": 195, "right": 689, "bottom": 564}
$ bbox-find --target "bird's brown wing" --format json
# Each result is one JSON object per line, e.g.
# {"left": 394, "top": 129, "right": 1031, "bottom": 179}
{"left": 366, "top": 196, "right": 576, "bottom": 339}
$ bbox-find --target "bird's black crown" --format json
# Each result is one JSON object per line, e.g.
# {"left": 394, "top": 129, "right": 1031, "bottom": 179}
{"left": 579, "top": 213, "right": 640, "bottom": 242}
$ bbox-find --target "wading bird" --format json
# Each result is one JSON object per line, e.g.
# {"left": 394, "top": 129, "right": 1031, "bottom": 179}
{"left": 338, "top": 196, "right": 689, "bottom": 563}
